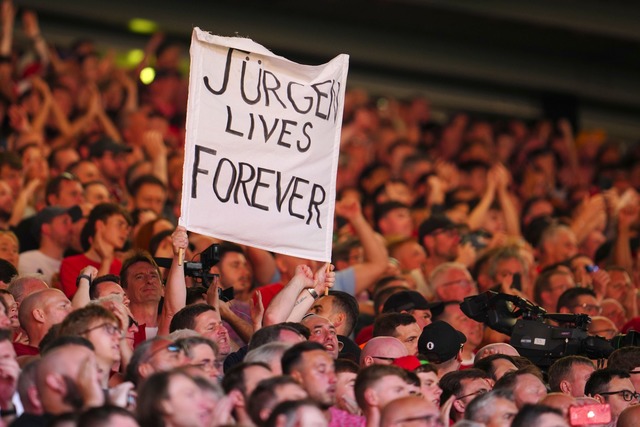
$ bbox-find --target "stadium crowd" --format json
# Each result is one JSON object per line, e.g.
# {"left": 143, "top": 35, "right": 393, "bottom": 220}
{"left": 1, "top": 1, "right": 640, "bottom": 426}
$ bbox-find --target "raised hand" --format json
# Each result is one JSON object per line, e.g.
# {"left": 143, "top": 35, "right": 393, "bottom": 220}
{"left": 313, "top": 263, "right": 335, "bottom": 295}
{"left": 171, "top": 225, "right": 188, "bottom": 257}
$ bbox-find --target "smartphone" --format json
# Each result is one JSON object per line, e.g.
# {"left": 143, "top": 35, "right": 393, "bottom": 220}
{"left": 585, "top": 265, "right": 600, "bottom": 273}
{"left": 511, "top": 273, "right": 522, "bottom": 292}
{"left": 569, "top": 404, "right": 611, "bottom": 426}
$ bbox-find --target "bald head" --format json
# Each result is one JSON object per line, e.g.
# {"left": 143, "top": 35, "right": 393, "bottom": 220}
{"left": 361, "top": 336, "right": 408, "bottom": 366}
{"left": 476, "top": 343, "right": 520, "bottom": 360}
{"left": 381, "top": 395, "right": 441, "bottom": 427}
{"left": 19, "top": 289, "right": 72, "bottom": 345}
{"left": 617, "top": 404, "right": 640, "bottom": 427}
{"left": 36, "top": 343, "right": 97, "bottom": 414}
{"left": 8, "top": 275, "right": 48, "bottom": 305}
{"left": 540, "top": 392, "right": 576, "bottom": 418}
{"left": 588, "top": 316, "right": 618, "bottom": 340}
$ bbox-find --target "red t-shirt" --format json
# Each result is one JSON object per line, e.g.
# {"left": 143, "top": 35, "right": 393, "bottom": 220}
{"left": 59, "top": 254, "right": 123, "bottom": 299}
{"left": 14, "top": 342, "right": 39, "bottom": 357}
{"left": 252, "top": 282, "right": 284, "bottom": 309}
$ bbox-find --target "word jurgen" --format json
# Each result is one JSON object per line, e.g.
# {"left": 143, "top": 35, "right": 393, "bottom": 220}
{"left": 190, "top": 145, "right": 327, "bottom": 228}
{"left": 203, "top": 48, "right": 342, "bottom": 122}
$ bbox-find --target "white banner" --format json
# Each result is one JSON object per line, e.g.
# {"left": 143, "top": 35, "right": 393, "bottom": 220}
{"left": 180, "top": 28, "right": 349, "bottom": 262}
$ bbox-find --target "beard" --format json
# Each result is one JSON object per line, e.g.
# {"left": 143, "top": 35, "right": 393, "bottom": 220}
{"left": 62, "top": 375, "right": 85, "bottom": 411}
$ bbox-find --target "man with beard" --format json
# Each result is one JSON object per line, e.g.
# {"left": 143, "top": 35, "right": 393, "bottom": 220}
{"left": 12, "top": 338, "right": 104, "bottom": 427}
{"left": 59, "top": 203, "right": 132, "bottom": 298}
{"left": 282, "top": 341, "right": 365, "bottom": 427}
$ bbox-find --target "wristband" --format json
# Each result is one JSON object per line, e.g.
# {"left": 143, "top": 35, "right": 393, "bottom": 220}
{"left": 76, "top": 274, "right": 92, "bottom": 288}
{"left": 306, "top": 288, "right": 319, "bottom": 300}
{"left": 0, "top": 408, "right": 16, "bottom": 416}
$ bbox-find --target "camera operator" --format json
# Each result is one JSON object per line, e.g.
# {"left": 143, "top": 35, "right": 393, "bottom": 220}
{"left": 556, "top": 287, "right": 600, "bottom": 317}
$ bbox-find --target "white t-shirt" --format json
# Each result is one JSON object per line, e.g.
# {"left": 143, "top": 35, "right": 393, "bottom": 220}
{"left": 18, "top": 250, "right": 61, "bottom": 286}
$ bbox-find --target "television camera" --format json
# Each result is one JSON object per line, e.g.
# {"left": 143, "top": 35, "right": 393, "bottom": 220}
{"left": 461, "top": 291, "right": 640, "bottom": 367}
{"left": 155, "top": 243, "right": 234, "bottom": 301}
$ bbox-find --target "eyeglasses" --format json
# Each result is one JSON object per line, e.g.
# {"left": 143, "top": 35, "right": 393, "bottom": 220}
{"left": 144, "top": 343, "right": 182, "bottom": 362}
{"left": 599, "top": 390, "right": 640, "bottom": 402}
{"left": 457, "top": 388, "right": 489, "bottom": 400}
{"left": 570, "top": 303, "right": 602, "bottom": 315}
{"left": 81, "top": 323, "right": 123, "bottom": 338}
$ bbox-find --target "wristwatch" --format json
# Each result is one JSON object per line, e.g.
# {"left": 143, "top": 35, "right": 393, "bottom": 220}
{"left": 307, "top": 288, "right": 319, "bottom": 299}
{"left": 76, "top": 274, "right": 92, "bottom": 288}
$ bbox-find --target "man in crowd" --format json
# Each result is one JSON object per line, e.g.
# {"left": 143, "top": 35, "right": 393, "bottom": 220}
{"left": 18, "top": 207, "right": 73, "bottom": 285}
{"left": 354, "top": 365, "right": 410, "bottom": 425}
{"left": 360, "top": 336, "right": 408, "bottom": 367}
{"left": 282, "top": 341, "right": 364, "bottom": 425}
{"left": 381, "top": 290, "right": 438, "bottom": 329}
{"left": 16, "top": 288, "right": 72, "bottom": 355}
{"left": 440, "top": 369, "right": 493, "bottom": 423}
{"left": 372, "top": 313, "right": 421, "bottom": 356}
{"left": 585, "top": 369, "right": 637, "bottom": 426}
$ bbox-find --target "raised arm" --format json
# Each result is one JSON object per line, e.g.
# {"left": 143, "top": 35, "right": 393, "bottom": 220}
{"left": 494, "top": 163, "right": 521, "bottom": 237}
{"left": 157, "top": 225, "right": 188, "bottom": 336}
{"left": 0, "top": 0, "right": 14, "bottom": 100}
{"left": 71, "top": 265, "right": 98, "bottom": 309}
{"left": 142, "top": 130, "right": 168, "bottom": 185}
{"left": 21, "top": 9, "right": 48, "bottom": 69}
{"left": 613, "top": 201, "right": 638, "bottom": 273}
{"left": 262, "top": 263, "right": 334, "bottom": 326}
{"left": 467, "top": 166, "right": 497, "bottom": 231}
{"left": 204, "top": 274, "right": 254, "bottom": 343}
{"left": 336, "top": 198, "right": 388, "bottom": 295}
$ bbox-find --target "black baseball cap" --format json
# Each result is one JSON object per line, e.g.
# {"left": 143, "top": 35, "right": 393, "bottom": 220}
{"left": 32, "top": 206, "right": 71, "bottom": 239}
{"left": 382, "top": 290, "right": 441, "bottom": 314}
{"left": 89, "top": 137, "right": 133, "bottom": 158}
{"left": 418, "top": 320, "right": 466, "bottom": 364}
{"left": 418, "top": 215, "right": 458, "bottom": 243}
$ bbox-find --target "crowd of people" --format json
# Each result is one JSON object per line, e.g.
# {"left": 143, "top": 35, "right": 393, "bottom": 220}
{"left": 0, "top": 1, "right": 640, "bottom": 427}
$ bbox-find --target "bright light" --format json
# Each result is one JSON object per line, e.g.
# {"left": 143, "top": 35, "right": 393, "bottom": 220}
{"left": 140, "top": 67, "right": 156, "bottom": 85}
{"left": 127, "top": 49, "right": 144, "bottom": 65}
{"left": 128, "top": 18, "right": 158, "bottom": 34}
